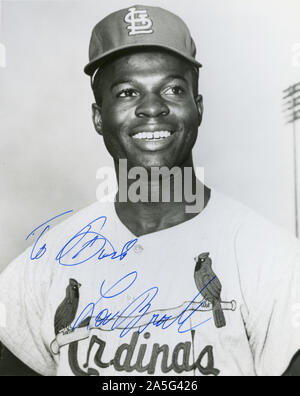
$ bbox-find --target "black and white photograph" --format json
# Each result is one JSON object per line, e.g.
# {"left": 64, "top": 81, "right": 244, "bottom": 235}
{"left": 0, "top": 0, "right": 300, "bottom": 378}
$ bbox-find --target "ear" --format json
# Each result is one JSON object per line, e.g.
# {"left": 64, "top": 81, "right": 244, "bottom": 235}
{"left": 195, "top": 95, "right": 203, "bottom": 126}
{"left": 92, "top": 103, "right": 103, "bottom": 136}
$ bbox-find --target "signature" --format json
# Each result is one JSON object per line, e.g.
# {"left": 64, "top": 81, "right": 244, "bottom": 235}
{"left": 26, "top": 211, "right": 138, "bottom": 266}
{"left": 72, "top": 271, "right": 215, "bottom": 337}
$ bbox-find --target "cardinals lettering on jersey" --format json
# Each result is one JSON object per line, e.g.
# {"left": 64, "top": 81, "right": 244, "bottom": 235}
{"left": 50, "top": 258, "right": 237, "bottom": 375}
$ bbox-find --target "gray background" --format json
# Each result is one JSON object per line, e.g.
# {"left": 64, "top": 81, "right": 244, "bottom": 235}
{"left": 0, "top": 0, "right": 300, "bottom": 272}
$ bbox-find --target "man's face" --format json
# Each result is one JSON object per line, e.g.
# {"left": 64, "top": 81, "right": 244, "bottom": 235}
{"left": 92, "top": 50, "right": 203, "bottom": 169}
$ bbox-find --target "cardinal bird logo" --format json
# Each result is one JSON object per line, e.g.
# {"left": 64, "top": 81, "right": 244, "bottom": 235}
{"left": 194, "top": 253, "right": 226, "bottom": 329}
{"left": 54, "top": 278, "right": 81, "bottom": 336}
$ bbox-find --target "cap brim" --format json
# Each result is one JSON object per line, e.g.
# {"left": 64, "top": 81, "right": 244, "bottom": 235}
{"left": 84, "top": 43, "right": 202, "bottom": 76}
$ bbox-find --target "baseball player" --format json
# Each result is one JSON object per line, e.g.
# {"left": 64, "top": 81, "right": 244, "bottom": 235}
{"left": 0, "top": 5, "right": 300, "bottom": 376}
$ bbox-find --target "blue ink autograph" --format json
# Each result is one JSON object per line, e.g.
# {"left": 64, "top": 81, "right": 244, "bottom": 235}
{"left": 26, "top": 210, "right": 73, "bottom": 260}
{"left": 26, "top": 211, "right": 138, "bottom": 266}
{"left": 72, "top": 272, "right": 215, "bottom": 337}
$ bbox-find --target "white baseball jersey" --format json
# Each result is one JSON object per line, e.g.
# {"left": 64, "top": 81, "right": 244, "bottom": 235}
{"left": 0, "top": 189, "right": 300, "bottom": 376}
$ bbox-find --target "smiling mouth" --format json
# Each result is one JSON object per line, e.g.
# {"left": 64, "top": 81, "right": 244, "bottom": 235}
{"left": 132, "top": 130, "right": 173, "bottom": 140}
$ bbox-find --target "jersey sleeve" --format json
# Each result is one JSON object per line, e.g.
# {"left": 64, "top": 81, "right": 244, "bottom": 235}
{"left": 235, "top": 211, "right": 300, "bottom": 376}
{"left": 0, "top": 246, "right": 56, "bottom": 376}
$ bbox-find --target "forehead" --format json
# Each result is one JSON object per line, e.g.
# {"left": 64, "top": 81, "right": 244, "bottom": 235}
{"left": 100, "top": 49, "right": 194, "bottom": 83}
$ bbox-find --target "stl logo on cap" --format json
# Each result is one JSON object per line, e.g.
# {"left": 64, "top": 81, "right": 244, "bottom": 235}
{"left": 124, "top": 7, "right": 153, "bottom": 36}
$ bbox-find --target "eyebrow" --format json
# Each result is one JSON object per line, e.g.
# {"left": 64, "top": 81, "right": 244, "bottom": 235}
{"left": 166, "top": 75, "right": 188, "bottom": 83}
{"left": 110, "top": 75, "right": 188, "bottom": 91}
{"left": 110, "top": 79, "right": 135, "bottom": 90}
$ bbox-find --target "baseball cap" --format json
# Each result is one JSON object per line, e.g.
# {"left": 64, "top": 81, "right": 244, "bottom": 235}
{"left": 84, "top": 4, "right": 202, "bottom": 77}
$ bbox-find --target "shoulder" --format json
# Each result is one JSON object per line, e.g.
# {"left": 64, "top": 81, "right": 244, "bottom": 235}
{"left": 215, "top": 190, "right": 299, "bottom": 305}
{"left": 44, "top": 200, "right": 116, "bottom": 241}
{"left": 207, "top": 188, "right": 300, "bottom": 280}
{"left": 209, "top": 189, "right": 300, "bottom": 317}
{"left": 210, "top": 188, "right": 298, "bottom": 252}
{"left": 0, "top": 200, "right": 117, "bottom": 283}
{"left": 200, "top": 188, "right": 266, "bottom": 239}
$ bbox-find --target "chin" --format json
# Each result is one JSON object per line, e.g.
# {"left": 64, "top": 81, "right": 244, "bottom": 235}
{"left": 137, "top": 157, "right": 178, "bottom": 170}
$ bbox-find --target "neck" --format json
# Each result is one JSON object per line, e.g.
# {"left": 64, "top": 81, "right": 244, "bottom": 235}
{"left": 113, "top": 156, "right": 210, "bottom": 236}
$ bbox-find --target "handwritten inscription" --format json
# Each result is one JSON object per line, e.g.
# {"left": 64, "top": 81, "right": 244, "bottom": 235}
{"left": 26, "top": 211, "right": 138, "bottom": 266}
{"left": 72, "top": 271, "right": 214, "bottom": 337}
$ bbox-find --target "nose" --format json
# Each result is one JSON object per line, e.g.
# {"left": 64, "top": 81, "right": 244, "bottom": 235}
{"left": 135, "top": 93, "right": 170, "bottom": 118}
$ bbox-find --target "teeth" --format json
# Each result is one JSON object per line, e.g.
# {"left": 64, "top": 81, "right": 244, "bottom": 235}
{"left": 132, "top": 130, "right": 172, "bottom": 140}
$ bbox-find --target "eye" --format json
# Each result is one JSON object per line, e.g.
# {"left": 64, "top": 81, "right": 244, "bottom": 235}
{"left": 164, "top": 86, "right": 185, "bottom": 96}
{"left": 117, "top": 88, "right": 138, "bottom": 98}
